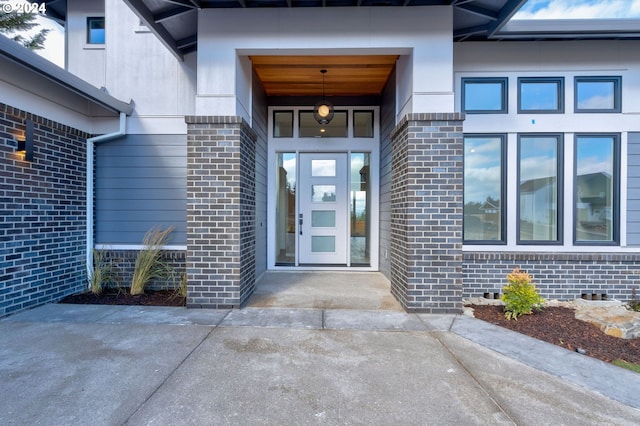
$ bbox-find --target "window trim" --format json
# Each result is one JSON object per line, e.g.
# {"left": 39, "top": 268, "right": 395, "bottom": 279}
{"left": 574, "top": 76, "right": 621, "bottom": 113}
{"left": 461, "top": 77, "right": 508, "bottom": 114}
{"left": 573, "top": 133, "right": 620, "bottom": 246}
{"left": 517, "top": 77, "right": 564, "bottom": 114}
{"left": 463, "top": 134, "right": 507, "bottom": 245}
{"left": 86, "top": 16, "right": 105, "bottom": 45}
{"left": 516, "top": 133, "right": 564, "bottom": 245}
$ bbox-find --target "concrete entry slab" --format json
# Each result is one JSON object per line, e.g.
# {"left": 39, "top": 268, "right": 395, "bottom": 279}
{"left": 246, "top": 271, "right": 403, "bottom": 311}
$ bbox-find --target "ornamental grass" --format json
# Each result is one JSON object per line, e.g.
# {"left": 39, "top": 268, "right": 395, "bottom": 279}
{"left": 130, "top": 226, "right": 174, "bottom": 295}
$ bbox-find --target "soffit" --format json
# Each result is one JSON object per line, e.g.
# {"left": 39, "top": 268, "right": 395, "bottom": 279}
{"left": 250, "top": 55, "right": 398, "bottom": 97}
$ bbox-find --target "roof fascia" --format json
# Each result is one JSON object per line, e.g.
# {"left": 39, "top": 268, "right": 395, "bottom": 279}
{"left": 454, "top": 3, "right": 498, "bottom": 21}
{"left": 122, "top": 0, "right": 185, "bottom": 61}
{"left": 154, "top": 6, "right": 193, "bottom": 24}
{"left": 499, "top": 19, "right": 640, "bottom": 38}
{"left": 487, "top": 0, "right": 528, "bottom": 37}
{"left": 0, "top": 34, "right": 133, "bottom": 115}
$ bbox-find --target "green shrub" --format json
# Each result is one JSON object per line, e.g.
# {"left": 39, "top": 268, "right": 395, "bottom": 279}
{"left": 88, "top": 249, "right": 120, "bottom": 294}
{"left": 130, "top": 226, "right": 175, "bottom": 295}
{"left": 502, "top": 267, "right": 544, "bottom": 320}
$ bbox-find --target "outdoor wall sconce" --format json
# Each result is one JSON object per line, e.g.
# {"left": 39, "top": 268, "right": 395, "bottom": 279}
{"left": 16, "top": 119, "right": 34, "bottom": 161}
{"left": 313, "top": 69, "right": 334, "bottom": 125}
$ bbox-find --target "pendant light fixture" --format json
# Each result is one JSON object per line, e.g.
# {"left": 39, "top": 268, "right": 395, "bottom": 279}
{"left": 314, "top": 69, "right": 334, "bottom": 125}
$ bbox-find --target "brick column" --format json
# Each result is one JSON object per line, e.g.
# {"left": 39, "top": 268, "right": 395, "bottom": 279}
{"left": 390, "top": 113, "right": 465, "bottom": 313}
{"left": 185, "top": 116, "right": 256, "bottom": 309}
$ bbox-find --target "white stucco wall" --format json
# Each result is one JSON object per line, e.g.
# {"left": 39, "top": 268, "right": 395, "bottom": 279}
{"left": 197, "top": 6, "right": 455, "bottom": 121}
{"left": 66, "top": 0, "right": 197, "bottom": 134}
{"left": 66, "top": 0, "right": 106, "bottom": 89}
{"left": 104, "top": 0, "right": 196, "bottom": 134}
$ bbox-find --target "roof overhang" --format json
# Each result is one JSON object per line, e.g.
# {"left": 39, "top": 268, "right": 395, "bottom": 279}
{"left": 43, "top": 0, "right": 640, "bottom": 61}
{"left": 0, "top": 34, "right": 134, "bottom": 116}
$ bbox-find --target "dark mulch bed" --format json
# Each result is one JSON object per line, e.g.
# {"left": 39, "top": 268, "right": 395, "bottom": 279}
{"left": 61, "top": 290, "right": 186, "bottom": 307}
{"left": 470, "top": 304, "right": 640, "bottom": 365}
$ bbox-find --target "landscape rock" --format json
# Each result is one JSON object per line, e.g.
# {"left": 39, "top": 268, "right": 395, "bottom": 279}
{"left": 574, "top": 306, "right": 640, "bottom": 339}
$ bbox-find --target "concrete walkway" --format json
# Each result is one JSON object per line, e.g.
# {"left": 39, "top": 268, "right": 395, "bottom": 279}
{"left": 1, "top": 304, "right": 639, "bottom": 425}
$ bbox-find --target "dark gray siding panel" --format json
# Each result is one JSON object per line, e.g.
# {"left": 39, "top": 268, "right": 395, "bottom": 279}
{"left": 628, "top": 132, "right": 640, "bottom": 246}
{"left": 95, "top": 134, "right": 187, "bottom": 245}
{"left": 253, "top": 69, "right": 268, "bottom": 277}
{"left": 379, "top": 68, "right": 396, "bottom": 279}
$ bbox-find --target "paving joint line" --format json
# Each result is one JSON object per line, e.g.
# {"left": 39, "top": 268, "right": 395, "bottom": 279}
{"left": 431, "top": 331, "right": 519, "bottom": 425}
{"left": 122, "top": 310, "right": 231, "bottom": 424}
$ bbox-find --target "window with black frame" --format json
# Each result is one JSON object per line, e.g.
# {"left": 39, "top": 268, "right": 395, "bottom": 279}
{"left": 574, "top": 76, "right": 621, "bottom": 113}
{"left": 87, "top": 17, "right": 105, "bottom": 44}
{"left": 574, "top": 134, "right": 619, "bottom": 244}
{"left": 518, "top": 77, "right": 564, "bottom": 113}
{"left": 463, "top": 135, "right": 506, "bottom": 243}
{"left": 517, "top": 134, "right": 563, "bottom": 244}
{"left": 462, "top": 78, "right": 508, "bottom": 114}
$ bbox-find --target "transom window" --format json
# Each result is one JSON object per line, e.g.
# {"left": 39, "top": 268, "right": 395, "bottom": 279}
{"left": 462, "top": 78, "right": 508, "bottom": 114}
{"left": 518, "top": 77, "right": 564, "bottom": 113}
{"left": 272, "top": 109, "right": 375, "bottom": 139}
{"left": 575, "top": 76, "right": 621, "bottom": 113}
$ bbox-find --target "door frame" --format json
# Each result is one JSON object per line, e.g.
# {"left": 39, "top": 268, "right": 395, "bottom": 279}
{"left": 267, "top": 106, "right": 380, "bottom": 271}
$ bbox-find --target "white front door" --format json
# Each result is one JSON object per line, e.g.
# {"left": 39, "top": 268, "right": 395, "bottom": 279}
{"left": 298, "top": 153, "right": 349, "bottom": 264}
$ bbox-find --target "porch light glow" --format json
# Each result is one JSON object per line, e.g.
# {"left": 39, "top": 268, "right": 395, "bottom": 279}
{"left": 16, "top": 119, "right": 34, "bottom": 161}
{"left": 314, "top": 69, "right": 334, "bottom": 125}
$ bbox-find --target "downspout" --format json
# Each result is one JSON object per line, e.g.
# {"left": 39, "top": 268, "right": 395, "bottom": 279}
{"left": 86, "top": 112, "right": 127, "bottom": 283}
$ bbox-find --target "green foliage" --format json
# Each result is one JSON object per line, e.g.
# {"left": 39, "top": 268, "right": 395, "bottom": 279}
{"left": 502, "top": 267, "right": 544, "bottom": 320}
{"left": 613, "top": 359, "right": 640, "bottom": 374}
{"left": 0, "top": 11, "right": 49, "bottom": 50}
{"left": 88, "top": 249, "right": 120, "bottom": 295}
{"left": 628, "top": 288, "right": 640, "bottom": 312}
{"left": 173, "top": 272, "right": 187, "bottom": 299}
{"left": 130, "top": 226, "right": 175, "bottom": 295}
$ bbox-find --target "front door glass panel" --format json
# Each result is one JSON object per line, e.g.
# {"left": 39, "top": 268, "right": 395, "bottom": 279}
{"left": 350, "top": 153, "right": 370, "bottom": 265}
{"left": 275, "top": 153, "right": 296, "bottom": 265}
{"left": 311, "top": 159, "right": 336, "bottom": 176}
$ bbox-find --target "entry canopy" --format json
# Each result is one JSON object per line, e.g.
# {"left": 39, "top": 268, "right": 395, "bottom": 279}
{"left": 43, "top": 0, "right": 640, "bottom": 61}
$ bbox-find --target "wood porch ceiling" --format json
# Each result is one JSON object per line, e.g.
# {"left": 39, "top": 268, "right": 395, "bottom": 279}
{"left": 250, "top": 55, "right": 398, "bottom": 97}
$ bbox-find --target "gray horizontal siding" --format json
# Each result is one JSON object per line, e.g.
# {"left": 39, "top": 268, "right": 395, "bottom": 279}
{"left": 628, "top": 132, "right": 640, "bottom": 246}
{"left": 96, "top": 134, "right": 187, "bottom": 245}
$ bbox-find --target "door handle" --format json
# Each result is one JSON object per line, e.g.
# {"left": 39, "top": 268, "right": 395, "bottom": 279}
{"left": 299, "top": 214, "right": 303, "bottom": 235}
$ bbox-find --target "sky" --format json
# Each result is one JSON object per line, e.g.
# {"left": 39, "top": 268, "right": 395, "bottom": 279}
{"left": 3, "top": 1, "right": 64, "bottom": 67}
{"left": 513, "top": 0, "right": 640, "bottom": 19}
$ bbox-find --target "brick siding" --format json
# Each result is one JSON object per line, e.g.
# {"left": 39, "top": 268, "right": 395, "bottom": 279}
{"left": 390, "top": 113, "right": 465, "bottom": 313}
{"left": 463, "top": 252, "right": 640, "bottom": 302}
{"left": 94, "top": 249, "right": 186, "bottom": 291}
{"left": 185, "top": 116, "right": 256, "bottom": 309}
{"left": 0, "top": 103, "right": 89, "bottom": 316}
